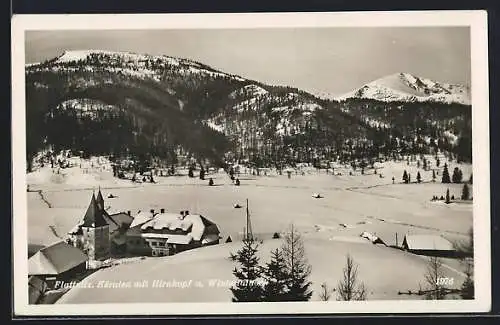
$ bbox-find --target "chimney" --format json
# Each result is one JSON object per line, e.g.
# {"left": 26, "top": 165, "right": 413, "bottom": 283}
{"left": 185, "top": 210, "right": 189, "bottom": 216}
{"left": 127, "top": 210, "right": 131, "bottom": 216}
{"left": 150, "top": 209, "right": 155, "bottom": 215}
{"left": 180, "top": 210, "right": 185, "bottom": 216}
{"left": 160, "top": 208, "right": 165, "bottom": 214}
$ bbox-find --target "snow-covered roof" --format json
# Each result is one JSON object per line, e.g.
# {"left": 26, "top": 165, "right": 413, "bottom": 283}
{"left": 130, "top": 211, "right": 155, "bottom": 228}
{"left": 28, "top": 241, "right": 88, "bottom": 276}
{"left": 201, "top": 234, "right": 220, "bottom": 245}
{"left": 167, "top": 234, "right": 194, "bottom": 245}
{"left": 108, "top": 212, "right": 134, "bottom": 227}
{"left": 403, "top": 234, "right": 454, "bottom": 251}
{"left": 140, "top": 213, "right": 207, "bottom": 241}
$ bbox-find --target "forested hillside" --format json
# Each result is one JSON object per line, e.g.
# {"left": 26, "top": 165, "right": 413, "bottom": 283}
{"left": 25, "top": 50, "right": 472, "bottom": 172}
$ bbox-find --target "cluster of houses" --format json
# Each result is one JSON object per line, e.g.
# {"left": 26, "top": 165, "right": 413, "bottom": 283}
{"left": 63, "top": 189, "right": 221, "bottom": 260}
{"left": 28, "top": 189, "right": 221, "bottom": 303}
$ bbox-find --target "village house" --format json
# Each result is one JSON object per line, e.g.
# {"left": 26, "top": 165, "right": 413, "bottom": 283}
{"left": 28, "top": 241, "right": 88, "bottom": 287}
{"left": 126, "top": 209, "right": 221, "bottom": 257}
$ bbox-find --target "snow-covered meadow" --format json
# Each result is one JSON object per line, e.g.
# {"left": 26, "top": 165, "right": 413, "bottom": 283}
{"left": 26, "top": 157, "right": 473, "bottom": 302}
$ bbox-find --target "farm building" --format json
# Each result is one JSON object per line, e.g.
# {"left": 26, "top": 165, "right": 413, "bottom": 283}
{"left": 126, "top": 209, "right": 221, "bottom": 257}
{"left": 402, "top": 234, "right": 456, "bottom": 257}
{"left": 28, "top": 241, "right": 88, "bottom": 286}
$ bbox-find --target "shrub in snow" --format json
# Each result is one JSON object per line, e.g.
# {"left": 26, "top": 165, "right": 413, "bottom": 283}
{"left": 319, "top": 282, "right": 334, "bottom": 301}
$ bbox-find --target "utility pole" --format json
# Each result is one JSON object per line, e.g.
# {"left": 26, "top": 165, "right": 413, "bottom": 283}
{"left": 246, "top": 198, "right": 253, "bottom": 241}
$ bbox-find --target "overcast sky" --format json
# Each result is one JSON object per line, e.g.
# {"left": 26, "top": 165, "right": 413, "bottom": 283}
{"left": 25, "top": 27, "right": 470, "bottom": 96}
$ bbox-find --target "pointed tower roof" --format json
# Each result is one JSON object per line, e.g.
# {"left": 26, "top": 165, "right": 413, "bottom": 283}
{"left": 82, "top": 193, "right": 108, "bottom": 228}
{"left": 96, "top": 187, "right": 105, "bottom": 211}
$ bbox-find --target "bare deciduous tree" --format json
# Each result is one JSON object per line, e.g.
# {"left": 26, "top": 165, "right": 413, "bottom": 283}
{"left": 424, "top": 256, "right": 447, "bottom": 300}
{"left": 337, "top": 254, "right": 366, "bottom": 301}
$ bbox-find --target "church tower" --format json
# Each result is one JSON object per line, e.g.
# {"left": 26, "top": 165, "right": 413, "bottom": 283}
{"left": 81, "top": 192, "right": 110, "bottom": 261}
{"left": 96, "top": 187, "right": 105, "bottom": 211}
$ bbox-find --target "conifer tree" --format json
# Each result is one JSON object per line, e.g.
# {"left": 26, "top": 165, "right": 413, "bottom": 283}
{"left": 261, "top": 248, "right": 289, "bottom": 301}
{"left": 461, "top": 183, "right": 470, "bottom": 200}
{"left": 442, "top": 163, "right": 451, "bottom": 183}
{"left": 452, "top": 167, "right": 463, "bottom": 184}
{"left": 445, "top": 188, "right": 451, "bottom": 204}
{"left": 281, "top": 224, "right": 313, "bottom": 301}
{"left": 230, "top": 238, "right": 264, "bottom": 302}
{"left": 402, "top": 170, "right": 408, "bottom": 184}
{"left": 461, "top": 258, "right": 474, "bottom": 299}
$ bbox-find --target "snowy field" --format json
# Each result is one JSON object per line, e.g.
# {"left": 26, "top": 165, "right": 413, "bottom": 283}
{"left": 26, "top": 158, "right": 473, "bottom": 302}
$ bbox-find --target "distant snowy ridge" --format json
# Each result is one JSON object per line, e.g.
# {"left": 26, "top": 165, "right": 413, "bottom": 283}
{"left": 35, "top": 49, "right": 246, "bottom": 82}
{"left": 337, "top": 72, "right": 471, "bottom": 105}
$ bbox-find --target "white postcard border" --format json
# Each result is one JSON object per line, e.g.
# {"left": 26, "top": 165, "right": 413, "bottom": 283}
{"left": 11, "top": 10, "right": 491, "bottom": 316}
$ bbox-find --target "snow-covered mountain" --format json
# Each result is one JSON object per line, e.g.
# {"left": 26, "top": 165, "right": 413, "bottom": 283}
{"left": 25, "top": 50, "right": 473, "bottom": 168}
{"left": 337, "top": 72, "right": 471, "bottom": 105}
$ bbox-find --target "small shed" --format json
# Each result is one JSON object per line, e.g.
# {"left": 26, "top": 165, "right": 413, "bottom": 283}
{"left": 402, "top": 234, "right": 456, "bottom": 257}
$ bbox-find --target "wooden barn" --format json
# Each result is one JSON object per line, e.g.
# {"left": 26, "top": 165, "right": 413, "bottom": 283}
{"left": 402, "top": 234, "right": 457, "bottom": 257}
